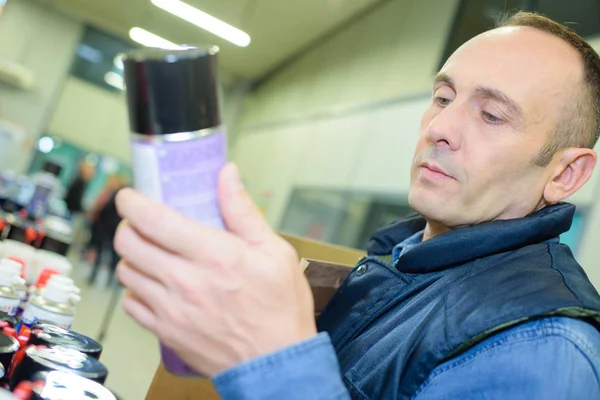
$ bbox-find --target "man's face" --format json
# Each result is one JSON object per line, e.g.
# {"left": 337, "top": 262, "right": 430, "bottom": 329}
{"left": 409, "top": 27, "right": 584, "bottom": 228}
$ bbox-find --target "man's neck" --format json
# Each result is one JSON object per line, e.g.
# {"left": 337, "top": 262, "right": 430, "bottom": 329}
{"left": 422, "top": 200, "right": 550, "bottom": 242}
{"left": 422, "top": 221, "right": 452, "bottom": 241}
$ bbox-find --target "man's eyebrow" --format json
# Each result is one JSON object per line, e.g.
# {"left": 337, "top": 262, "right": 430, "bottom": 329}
{"left": 433, "top": 73, "right": 454, "bottom": 87}
{"left": 475, "top": 86, "right": 524, "bottom": 119}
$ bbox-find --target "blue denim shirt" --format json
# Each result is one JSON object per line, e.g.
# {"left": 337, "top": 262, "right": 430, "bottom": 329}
{"left": 213, "top": 317, "right": 600, "bottom": 399}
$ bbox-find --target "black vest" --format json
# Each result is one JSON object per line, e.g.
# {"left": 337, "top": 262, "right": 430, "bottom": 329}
{"left": 317, "top": 203, "right": 600, "bottom": 399}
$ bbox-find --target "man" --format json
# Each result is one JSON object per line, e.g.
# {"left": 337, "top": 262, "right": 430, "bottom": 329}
{"left": 87, "top": 175, "right": 127, "bottom": 286}
{"left": 64, "top": 161, "right": 95, "bottom": 216}
{"left": 64, "top": 160, "right": 95, "bottom": 253}
{"left": 114, "top": 12, "right": 600, "bottom": 399}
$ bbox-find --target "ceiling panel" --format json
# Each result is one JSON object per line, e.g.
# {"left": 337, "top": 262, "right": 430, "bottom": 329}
{"left": 35, "top": 0, "right": 384, "bottom": 79}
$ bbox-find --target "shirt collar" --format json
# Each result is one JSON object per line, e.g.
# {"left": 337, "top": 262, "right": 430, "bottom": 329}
{"left": 367, "top": 203, "right": 575, "bottom": 274}
{"left": 392, "top": 230, "right": 424, "bottom": 265}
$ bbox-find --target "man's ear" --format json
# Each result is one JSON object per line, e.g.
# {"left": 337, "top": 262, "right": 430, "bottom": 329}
{"left": 543, "top": 148, "right": 597, "bottom": 204}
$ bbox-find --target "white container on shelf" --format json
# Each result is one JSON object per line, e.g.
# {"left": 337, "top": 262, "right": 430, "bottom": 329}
{"left": 0, "top": 259, "right": 27, "bottom": 309}
{"left": 21, "top": 279, "right": 78, "bottom": 329}
{"left": 30, "top": 249, "right": 72, "bottom": 284}
{"left": 28, "top": 274, "right": 79, "bottom": 304}
{"left": 2, "top": 240, "right": 35, "bottom": 281}
{"left": 0, "top": 261, "right": 21, "bottom": 316}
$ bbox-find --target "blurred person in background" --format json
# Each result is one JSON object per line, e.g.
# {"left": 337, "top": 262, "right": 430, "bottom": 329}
{"left": 64, "top": 160, "right": 95, "bottom": 216}
{"left": 114, "top": 12, "right": 600, "bottom": 400}
{"left": 64, "top": 160, "right": 96, "bottom": 251}
{"left": 87, "top": 175, "right": 127, "bottom": 287}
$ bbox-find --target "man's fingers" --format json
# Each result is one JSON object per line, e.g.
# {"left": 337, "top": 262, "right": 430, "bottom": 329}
{"left": 218, "top": 163, "right": 275, "bottom": 244}
{"left": 115, "top": 188, "right": 237, "bottom": 261}
{"left": 122, "top": 293, "right": 159, "bottom": 334}
{"left": 114, "top": 222, "right": 185, "bottom": 284}
{"left": 117, "top": 261, "right": 169, "bottom": 312}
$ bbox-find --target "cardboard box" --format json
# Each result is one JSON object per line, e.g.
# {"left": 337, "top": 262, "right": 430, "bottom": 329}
{"left": 145, "top": 233, "right": 364, "bottom": 400}
{"left": 301, "top": 258, "right": 354, "bottom": 316}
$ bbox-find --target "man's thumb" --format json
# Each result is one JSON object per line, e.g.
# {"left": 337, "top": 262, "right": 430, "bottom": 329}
{"left": 218, "top": 163, "right": 274, "bottom": 243}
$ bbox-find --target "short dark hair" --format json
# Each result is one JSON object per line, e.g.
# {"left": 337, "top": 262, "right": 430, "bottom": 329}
{"left": 497, "top": 12, "right": 600, "bottom": 166}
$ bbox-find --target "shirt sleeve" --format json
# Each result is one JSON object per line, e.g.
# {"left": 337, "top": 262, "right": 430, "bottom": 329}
{"left": 212, "top": 333, "right": 350, "bottom": 400}
{"left": 412, "top": 319, "right": 600, "bottom": 400}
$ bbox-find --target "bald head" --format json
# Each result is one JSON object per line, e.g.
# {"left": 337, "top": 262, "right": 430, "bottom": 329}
{"left": 497, "top": 12, "right": 600, "bottom": 166}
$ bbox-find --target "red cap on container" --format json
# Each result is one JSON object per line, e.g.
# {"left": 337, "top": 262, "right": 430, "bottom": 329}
{"left": 24, "top": 227, "right": 37, "bottom": 245}
{"left": 3, "top": 327, "right": 17, "bottom": 339}
{"left": 17, "top": 335, "right": 29, "bottom": 348}
{"left": 19, "top": 327, "right": 31, "bottom": 338}
{"left": 8, "top": 257, "right": 26, "bottom": 278}
{"left": 35, "top": 268, "right": 60, "bottom": 288}
{"left": 9, "top": 344, "right": 29, "bottom": 380}
{"left": 12, "top": 381, "right": 32, "bottom": 400}
{"left": 34, "top": 227, "right": 45, "bottom": 248}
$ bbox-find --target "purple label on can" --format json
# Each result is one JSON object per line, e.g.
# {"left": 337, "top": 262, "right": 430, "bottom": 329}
{"left": 131, "top": 130, "right": 227, "bottom": 376}
{"left": 131, "top": 130, "right": 227, "bottom": 230}
{"left": 159, "top": 345, "right": 198, "bottom": 376}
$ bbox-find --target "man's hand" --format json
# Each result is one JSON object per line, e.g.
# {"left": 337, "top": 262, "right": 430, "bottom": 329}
{"left": 113, "top": 163, "right": 317, "bottom": 376}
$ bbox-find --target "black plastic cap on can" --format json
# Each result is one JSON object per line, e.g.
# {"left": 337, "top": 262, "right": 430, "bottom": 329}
{"left": 30, "top": 371, "right": 117, "bottom": 400}
{"left": 122, "top": 47, "right": 221, "bottom": 135}
{"left": 6, "top": 223, "right": 26, "bottom": 243}
{"left": 39, "top": 234, "right": 71, "bottom": 256}
{"left": 30, "top": 324, "right": 103, "bottom": 360}
{"left": 9, "top": 347, "right": 108, "bottom": 390}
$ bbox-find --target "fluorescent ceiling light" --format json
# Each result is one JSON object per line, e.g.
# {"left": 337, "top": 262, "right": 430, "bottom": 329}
{"left": 104, "top": 71, "right": 124, "bottom": 91}
{"left": 151, "top": 0, "right": 251, "bottom": 47}
{"left": 37, "top": 137, "right": 54, "bottom": 154}
{"left": 129, "top": 27, "right": 182, "bottom": 50}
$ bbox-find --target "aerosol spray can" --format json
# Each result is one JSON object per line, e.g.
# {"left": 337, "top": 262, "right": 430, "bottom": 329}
{"left": 9, "top": 347, "right": 108, "bottom": 390}
{"left": 20, "top": 280, "right": 80, "bottom": 330}
{"left": 28, "top": 324, "right": 103, "bottom": 360}
{"left": 0, "top": 259, "right": 27, "bottom": 316}
{"left": 0, "top": 261, "right": 21, "bottom": 317}
{"left": 122, "top": 46, "right": 226, "bottom": 375}
{"left": 29, "top": 371, "right": 116, "bottom": 400}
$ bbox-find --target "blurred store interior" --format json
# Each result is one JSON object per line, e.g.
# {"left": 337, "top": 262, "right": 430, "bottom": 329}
{"left": 0, "top": 0, "right": 599, "bottom": 398}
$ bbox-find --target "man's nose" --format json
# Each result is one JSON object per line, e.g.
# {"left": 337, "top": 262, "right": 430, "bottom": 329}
{"left": 426, "top": 103, "right": 463, "bottom": 151}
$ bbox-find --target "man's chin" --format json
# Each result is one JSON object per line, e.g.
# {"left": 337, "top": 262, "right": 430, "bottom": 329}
{"left": 409, "top": 188, "right": 456, "bottom": 224}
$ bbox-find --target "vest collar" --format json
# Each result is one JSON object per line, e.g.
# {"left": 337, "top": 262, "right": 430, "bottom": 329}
{"left": 367, "top": 203, "right": 575, "bottom": 273}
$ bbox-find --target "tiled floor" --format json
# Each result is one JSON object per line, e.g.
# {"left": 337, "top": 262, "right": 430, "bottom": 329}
{"left": 69, "top": 259, "right": 160, "bottom": 400}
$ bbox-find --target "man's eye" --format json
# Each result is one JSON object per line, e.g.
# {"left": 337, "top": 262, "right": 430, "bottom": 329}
{"left": 482, "top": 111, "right": 502, "bottom": 124}
{"left": 435, "top": 96, "right": 452, "bottom": 107}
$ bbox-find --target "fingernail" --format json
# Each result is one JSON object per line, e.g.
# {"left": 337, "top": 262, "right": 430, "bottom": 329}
{"left": 229, "top": 163, "right": 244, "bottom": 190}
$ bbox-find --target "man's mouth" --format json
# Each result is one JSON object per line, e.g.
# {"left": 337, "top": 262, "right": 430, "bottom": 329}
{"left": 420, "top": 162, "right": 455, "bottom": 180}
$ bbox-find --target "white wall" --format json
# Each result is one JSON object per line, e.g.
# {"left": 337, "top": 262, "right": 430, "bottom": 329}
{"left": 580, "top": 189, "right": 600, "bottom": 289}
{"left": 240, "top": 0, "right": 458, "bottom": 128}
{"left": 0, "top": 0, "right": 83, "bottom": 173}
{"left": 232, "top": 0, "right": 460, "bottom": 227}
{"left": 48, "top": 77, "right": 131, "bottom": 162}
